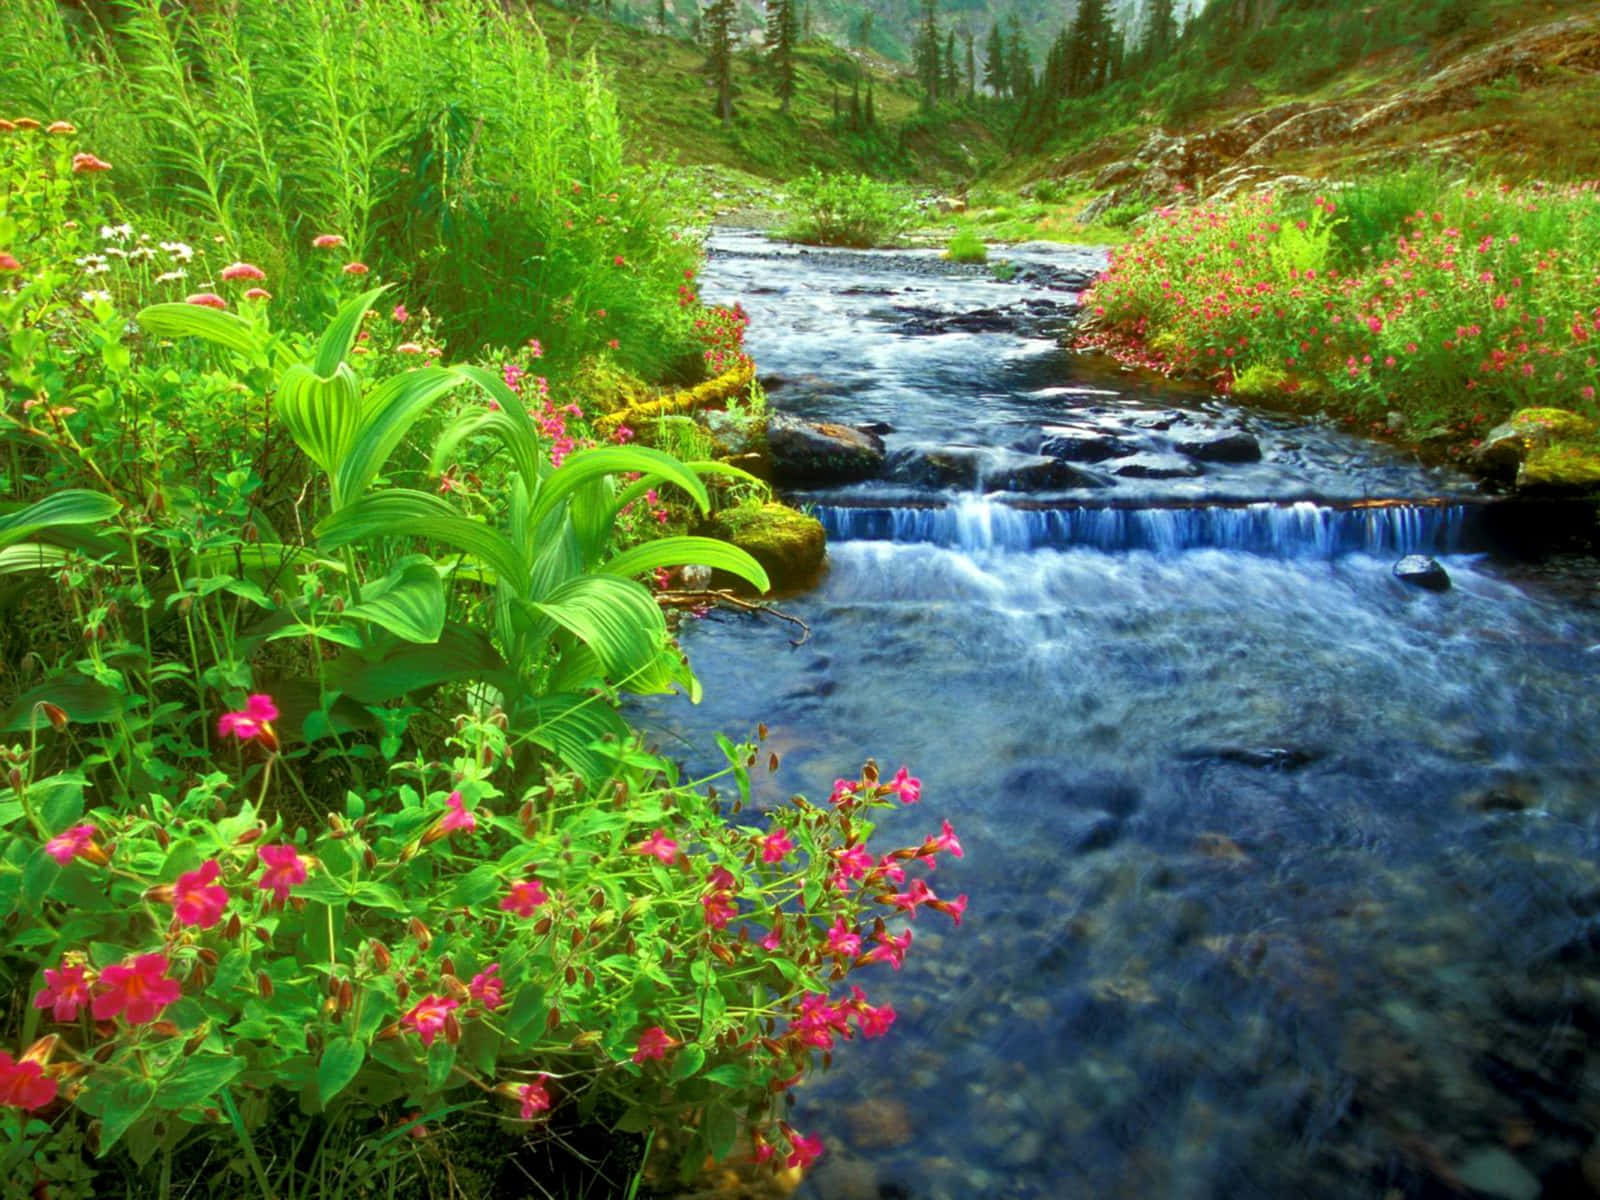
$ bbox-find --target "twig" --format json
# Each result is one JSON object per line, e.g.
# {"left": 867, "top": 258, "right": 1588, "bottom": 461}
{"left": 656, "top": 589, "right": 810, "bottom": 646}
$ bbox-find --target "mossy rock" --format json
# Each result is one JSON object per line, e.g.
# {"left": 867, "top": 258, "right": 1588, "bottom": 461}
{"left": 1474, "top": 407, "right": 1600, "bottom": 493}
{"left": 708, "top": 502, "right": 825, "bottom": 592}
{"left": 1519, "top": 443, "right": 1600, "bottom": 493}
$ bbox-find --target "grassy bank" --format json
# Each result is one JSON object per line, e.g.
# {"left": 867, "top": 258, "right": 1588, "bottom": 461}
{"left": 1079, "top": 171, "right": 1600, "bottom": 462}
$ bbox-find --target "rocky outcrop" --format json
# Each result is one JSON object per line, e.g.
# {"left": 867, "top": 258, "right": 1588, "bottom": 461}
{"left": 1472, "top": 408, "right": 1600, "bottom": 494}
{"left": 1174, "top": 431, "right": 1262, "bottom": 463}
{"left": 766, "top": 414, "right": 885, "bottom": 484}
{"left": 707, "top": 502, "right": 825, "bottom": 591}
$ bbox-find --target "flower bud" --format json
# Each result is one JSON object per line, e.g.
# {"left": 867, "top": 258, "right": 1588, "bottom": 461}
{"left": 151, "top": 1021, "right": 180, "bottom": 1038}
{"left": 225, "top": 913, "right": 243, "bottom": 939}
{"left": 571, "top": 1030, "right": 602, "bottom": 1049}
{"left": 154, "top": 825, "right": 170, "bottom": 850}
{"left": 338, "top": 979, "right": 354, "bottom": 1015}
{"left": 564, "top": 965, "right": 577, "bottom": 985}
{"left": 235, "top": 824, "right": 264, "bottom": 846}
{"left": 20, "top": 1034, "right": 58, "bottom": 1066}
{"left": 363, "top": 848, "right": 377, "bottom": 871}
{"left": 442, "top": 974, "right": 469, "bottom": 1002}
{"left": 257, "top": 971, "right": 274, "bottom": 999}
{"left": 408, "top": 917, "right": 432, "bottom": 950}
{"left": 533, "top": 916, "right": 552, "bottom": 936}
{"left": 369, "top": 939, "right": 392, "bottom": 970}
{"left": 38, "top": 702, "right": 68, "bottom": 731}
{"left": 396, "top": 980, "right": 410, "bottom": 1003}
{"left": 444, "top": 1013, "right": 462, "bottom": 1045}
{"left": 547, "top": 1007, "right": 561, "bottom": 1031}
{"left": 588, "top": 909, "right": 616, "bottom": 934}
{"left": 197, "top": 948, "right": 219, "bottom": 967}
{"left": 623, "top": 896, "right": 650, "bottom": 922}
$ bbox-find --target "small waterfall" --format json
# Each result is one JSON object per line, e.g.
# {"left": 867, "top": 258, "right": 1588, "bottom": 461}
{"left": 815, "top": 498, "right": 1483, "bottom": 557}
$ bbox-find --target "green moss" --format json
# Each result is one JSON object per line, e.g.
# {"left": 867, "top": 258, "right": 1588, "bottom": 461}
{"left": 1506, "top": 408, "right": 1598, "bottom": 441}
{"left": 1232, "top": 364, "right": 1290, "bottom": 399}
{"left": 708, "top": 502, "right": 825, "bottom": 591}
{"left": 1519, "top": 443, "right": 1600, "bottom": 492}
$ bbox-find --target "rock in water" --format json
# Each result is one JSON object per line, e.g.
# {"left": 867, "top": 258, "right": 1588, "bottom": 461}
{"left": 1174, "top": 431, "right": 1262, "bottom": 463}
{"left": 766, "top": 413, "right": 885, "bottom": 484}
{"left": 1393, "top": 555, "right": 1451, "bottom": 591}
{"left": 707, "top": 502, "right": 825, "bottom": 591}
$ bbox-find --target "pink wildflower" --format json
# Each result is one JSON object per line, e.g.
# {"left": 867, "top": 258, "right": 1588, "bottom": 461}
{"left": 311, "top": 233, "right": 345, "bottom": 249}
{"left": 759, "top": 827, "right": 794, "bottom": 864}
{"left": 632, "top": 829, "right": 678, "bottom": 863}
{"left": 786, "top": 1131, "right": 824, "bottom": 1170}
{"left": 220, "top": 261, "right": 265, "bottom": 281}
{"left": 518, "top": 1076, "right": 552, "bottom": 1119}
{"left": 402, "top": 995, "right": 458, "bottom": 1047}
{"left": 440, "top": 791, "right": 475, "bottom": 833}
{"left": 341, "top": 262, "right": 369, "bottom": 276}
{"left": 930, "top": 819, "right": 963, "bottom": 859}
{"left": 92, "top": 953, "right": 181, "bottom": 1024}
{"left": 824, "top": 918, "right": 860, "bottom": 958}
{"left": 0, "top": 252, "right": 20, "bottom": 271}
{"left": 185, "top": 292, "right": 226, "bottom": 310}
{"left": 468, "top": 963, "right": 505, "bottom": 1010}
{"left": 0, "top": 1052, "right": 56, "bottom": 1112}
{"left": 256, "top": 844, "right": 307, "bottom": 905}
{"left": 397, "top": 341, "right": 424, "bottom": 354}
{"left": 70, "top": 152, "right": 112, "bottom": 173}
{"left": 828, "top": 779, "right": 858, "bottom": 806}
{"left": 887, "top": 767, "right": 921, "bottom": 804}
{"left": 33, "top": 963, "right": 91, "bottom": 1022}
{"left": 43, "top": 824, "right": 97, "bottom": 866}
{"left": 834, "top": 844, "right": 873, "bottom": 881}
{"left": 173, "top": 859, "right": 228, "bottom": 929}
{"left": 862, "top": 927, "right": 911, "bottom": 970}
{"left": 218, "top": 693, "right": 277, "bottom": 743}
{"left": 242, "top": 287, "right": 272, "bottom": 301}
{"left": 392, "top": 304, "right": 409, "bottom": 322}
{"left": 632, "top": 1025, "right": 675, "bottom": 1064}
{"left": 499, "top": 877, "right": 549, "bottom": 917}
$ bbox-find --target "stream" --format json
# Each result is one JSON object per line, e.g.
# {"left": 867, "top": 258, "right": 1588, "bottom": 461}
{"left": 638, "top": 230, "right": 1600, "bottom": 1200}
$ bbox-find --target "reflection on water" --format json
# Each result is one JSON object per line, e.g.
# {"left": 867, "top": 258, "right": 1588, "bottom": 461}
{"left": 636, "top": 232, "right": 1600, "bottom": 1199}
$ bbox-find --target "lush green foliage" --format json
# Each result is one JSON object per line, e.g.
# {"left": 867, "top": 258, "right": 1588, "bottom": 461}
{"left": 944, "top": 229, "right": 988, "bottom": 263}
{"left": 782, "top": 170, "right": 914, "bottom": 248}
{"left": 0, "top": 0, "right": 704, "bottom": 375}
{"left": 1081, "top": 176, "right": 1600, "bottom": 442}
{"left": 1, "top": 113, "right": 964, "bottom": 1195}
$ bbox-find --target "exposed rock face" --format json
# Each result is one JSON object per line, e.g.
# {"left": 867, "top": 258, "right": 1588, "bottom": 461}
{"left": 1393, "top": 555, "right": 1451, "bottom": 591}
{"left": 766, "top": 413, "right": 885, "bottom": 484}
{"left": 707, "top": 502, "right": 825, "bottom": 591}
{"left": 1471, "top": 408, "right": 1600, "bottom": 494}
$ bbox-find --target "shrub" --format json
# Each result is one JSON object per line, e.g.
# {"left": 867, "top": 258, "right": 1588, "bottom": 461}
{"left": 945, "top": 230, "right": 988, "bottom": 263}
{"left": 781, "top": 170, "right": 913, "bottom": 248}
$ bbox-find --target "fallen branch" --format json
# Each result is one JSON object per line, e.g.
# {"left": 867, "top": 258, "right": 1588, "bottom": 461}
{"left": 655, "top": 589, "right": 811, "bottom": 646}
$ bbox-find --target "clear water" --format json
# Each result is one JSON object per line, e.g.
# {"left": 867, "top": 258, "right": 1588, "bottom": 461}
{"left": 638, "top": 232, "right": 1600, "bottom": 1200}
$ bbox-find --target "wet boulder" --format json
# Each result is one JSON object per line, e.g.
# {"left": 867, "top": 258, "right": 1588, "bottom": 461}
{"left": 1393, "top": 555, "right": 1451, "bottom": 591}
{"left": 986, "top": 456, "right": 1112, "bottom": 492}
{"left": 1037, "top": 431, "right": 1139, "bottom": 462}
{"left": 1174, "top": 431, "right": 1263, "bottom": 463}
{"left": 707, "top": 501, "right": 825, "bottom": 592}
{"left": 766, "top": 413, "right": 885, "bottom": 484}
{"left": 1472, "top": 407, "right": 1600, "bottom": 492}
{"left": 887, "top": 446, "right": 985, "bottom": 490}
{"left": 1112, "top": 455, "right": 1203, "bottom": 480}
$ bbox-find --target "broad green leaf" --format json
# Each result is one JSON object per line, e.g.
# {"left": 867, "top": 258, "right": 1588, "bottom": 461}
{"left": 425, "top": 1040, "right": 456, "bottom": 1092}
{"left": 313, "top": 286, "right": 390, "bottom": 377}
{"left": 0, "top": 543, "right": 73, "bottom": 576}
{"left": 343, "top": 556, "right": 444, "bottom": 644}
{"left": 315, "top": 491, "right": 528, "bottom": 592}
{"left": 0, "top": 490, "right": 120, "bottom": 550}
{"left": 276, "top": 361, "right": 363, "bottom": 477}
{"left": 0, "top": 678, "right": 123, "bottom": 732}
{"left": 702, "top": 1100, "right": 739, "bottom": 1162}
{"left": 316, "top": 1037, "right": 366, "bottom": 1107}
{"left": 335, "top": 366, "right": 463, "bottom": 507}
{"left": 267, "top": 622, "right": 364, "bottom": 648}
{"left": 157, "top": 1054, "right": 243, "bottom": 1109}
{"left": 668, "top": 1043, "right": 705, "bottom": 1082}
{"left": 529, "top": 575, "right": 666, "bottom": 683}
{"left": 523, "top": 693, "right": 631, "bottom": 787}
{"left": 530, "top": 446, "right": 710, "bottom": 530}
{"left": 431, "top": 365, "right": 546, "bottom": 494}
{"left": 324, "top": 623, "right": 511, "bottom": 704}
{"left": 137, "top": 303, "right": 264, "bottom": 359}
{"left": 96, "top": 1076, "right": 156, "bottom": 1153}
{"left": 600, "top": 536, "right": 769, "bottom": 594}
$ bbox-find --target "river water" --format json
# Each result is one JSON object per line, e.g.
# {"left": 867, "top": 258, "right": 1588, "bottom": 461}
{"left": 639, "top": 231, "right": 1600, "bottom": 1199}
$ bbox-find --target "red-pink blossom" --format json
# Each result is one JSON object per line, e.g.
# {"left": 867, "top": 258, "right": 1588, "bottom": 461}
{"left": 257, "top": 844, "right": 307, "bottom": 905}
{"left": 0, "top": 252, "right": 20, "bottom": 271}
{"left": 397, "top": 341, "right": 424, "bottom": 354}
{"left": 632, "top": 829, "right": 678, "bottom": 863}
{"left": 632, "top": 1025, "right": 675, "bottom": 1064}
{"left": 242, "top": 287, "right": 272, "bottom": 301}
{"left": 92, "top": 953, "right": 181, "bottom": 1023}
{"left": 33, "top": 963, "right": 91, "bottom": 1022}
{"left": 785, "top": 1130, "right": 824, "bottom": 1170}
{"left": 930, "top": 818, "right": 963, "bottom": 859}
{"left": 887, "top": 766, "right": 920, "bottom": 804}
{"left": 759, "top": 827, "right": 794, "bottom": 864}
{"left": 828, "top": 779, "right": 858, "bottom": 806}
{"left": 468, "top": 963, "right": 505, "bottom": 1009}
{"left": 438, "top": 790, "right": 475, "bottom": 834}
{"left": 341, "top": 261, "right": 369, "bottom": 276}
{"left": 218, "top": 693, "right": 277, "bottom": 743}
{"left": 220, "top": 261, "right": 265, "bottom": 281}
{"left": 824, "top": 917, "right": 860, "bottom": 958}
{"left": 834, "top": 844, "right": 873, "bottom": 881}
{"left": 70, "top": 152, "right": 112, "bottom": 173}
{"left": 392, "top": 304, "right": 409, "bottom": 322}
{"left": 862, "top": 927, "right": 912, "bottom": 970}
{"left": 0, "top": 1051, "right": 56, "bottom": 1111}
{"left": 43, "top": 823, "right": 97, "bottom": 866}
{"left": 173, "top": 859, "right": 228, "bottom": 928}
{"left": 311, "top": 233, "right": 345, "bottom": 248}
{"left": 185, "top": 292, "right": 227, "bottom": 310}
{"left": 518, "top": 1076, "right": 551, "bottom": 1119}
{"left": 500, "top": 877, "right": 549, "bottom": 917}
{"left": 402, "top": 995, "right": 458, "bottom": 1046}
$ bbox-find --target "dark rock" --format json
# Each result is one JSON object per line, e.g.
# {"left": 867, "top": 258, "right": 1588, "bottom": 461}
{"left": 887, "top": 446, "right": 984, "bottom": 490}
{"left": 1002, "top": 764, "right": 1140, "bottom": 818}
{"left": 1113, "top": 455, "right": 1203, "bottom": 480}
{"left": 1461, "top": 779, "right": 1539, "bottom": 812}
{"left": 766, "top": 413, "right": 885, "bottom": 484}
{"left": 1093, "top": 159, "right": 1144, "bottom": 189}
{"left": 1183, "top": 746, "right": 1321, "bottom": 771}
{"left": 1393, "top": 555, "right": 1451, "bottom": 591}
{"left": 1037, "top": 431, "right": 1139, "bottom": 462}
{"left": 986, "top": 456, "right": 1112, "bottom": 491}
{"left": 856, "top": 421, "right": 895, "bottom": 436}
{"left": 1174, "top": 431, "right": 1263, "bottom": 463}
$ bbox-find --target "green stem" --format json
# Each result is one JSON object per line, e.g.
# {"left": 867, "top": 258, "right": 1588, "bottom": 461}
{"left": 218, "top": 1085, "right": 276, "bottom": 1200}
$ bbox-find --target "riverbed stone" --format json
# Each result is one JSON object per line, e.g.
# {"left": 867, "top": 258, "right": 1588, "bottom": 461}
{"left": 1112, "top": 455, "right": 1203, "bottom": 479}
{"left": 1455, "top": 1148, "right": 1541, "bottom": 1200}
{"left": 1037, "top": 431, "right": 1139, "bottom": 462}
{"left": 1473, "top": 407, "right": 1600, "bottom": 493}
{"left": 987, "top": 455, "right": 1112, "bottom": 491}
{"left": 887, "top": 446, "right": 984, "bottom": 489}
{"left": 1174, "top": 430, "right": 1263, "bottom": 463}
{"left": 1393, "top": 555, "right": 1451, "bottom": 591}
{"left": 706, "top": 502, "right": 824, "bottom": 591}
{"left": 766, "top": 413, "right": 885, "bottom": 483}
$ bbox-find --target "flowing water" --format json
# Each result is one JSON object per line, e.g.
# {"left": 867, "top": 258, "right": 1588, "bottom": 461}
{"left": 639, "top": 231, "right": 1600, "bottom": 1199}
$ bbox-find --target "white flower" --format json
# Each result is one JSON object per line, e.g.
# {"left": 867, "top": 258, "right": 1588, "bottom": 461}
{"left": 80, "top": 290, "right": 112, "bottom": 305}
{"left": 154, "top": 269, "right": 187, "bottom": 283}
{"left": 104, "top": 246, "right": 128, "bottom": 259}
{"left": 127, "top": 245, "right": 156, "bottom": 262}
{"left": 159, "top": 241, "right": 194, "bottom": 262}
{"left": 99, "top": 223, "right": 133, "bottom": 243}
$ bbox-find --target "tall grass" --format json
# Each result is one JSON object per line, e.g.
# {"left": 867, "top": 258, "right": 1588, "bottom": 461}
{"left": 0, "top": 0, "right": 700, "bottom": 374}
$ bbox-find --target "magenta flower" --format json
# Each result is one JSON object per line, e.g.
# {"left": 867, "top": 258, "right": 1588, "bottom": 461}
{"left": 402, "top": 995, "right": 458, "bottom": 1047}
{"left": 92, "top": 953, "right": 181, "bottom": 1024}
{"left": 824, "top": 918, "right": 860, "bottom": 958}
{"left": 256, "top": 844, "right": 307, "bottom": 905}
{"left": 70, "top": 152, "right": 112, "bottom": 173}
{"left": 827, "top": 778, "right": 858, "bottom": 806}
{"left": 887, "top": 766, "right": 921, "bottom": 804}
{"left": 833, "top": 844, "right": 873, "bottom": 881}
{"left": 392, "top": 304, "right": 409, "bottom": 322}
{"left": 862, "top": 927, "right": 912, "bottom": 970}
{"left": 468, "top": 963, "right": 505, "bottom": 1010}
{"left": 173, "top": 859, "right": 228, "bottom": 929}
{"left": 218, "top": 693, "right": 277, "bottom": 743}
{"left": 632, "top": 829, "right": 678, "bottom": 863}
{"left": 0, "top": 1051, "right": 57, "bottom": 1112}
{"left": 341, "top": 261, "right": 369, "bottom": 276}
{"left": 499, "top": 877, "right": 549, "bottom": 917}
{"left": 242, "top": 287, "right": 272, "bottom": 301}
{"left": 759, "top": 926, "right": 784, "bottom": 951}
{"left": 701, "top": 891, "right": 736, "bottom": 929}
{"left": 930, "top": 893, "right": 969, "bottom": 926}
{"left": 0, "top": 252, "right": 20, "bottom": 271}
{"left": 785, "top": 1131, "right": 824, "bottom": 1169}
{"left": 220, "top": 261, "right": 265, "bottom": 281}
{"left": 518, "top": 1076, "right": 552, "bottom": 1119}
{"left": 43, "top": 824, "right": 97, "bottom": 866}
{"left": 439, "top": 790, "right": 475, "bottom": 833}
{"left": 185, "top": 292, "right": 227, "bottom": 310}
{"left": 889, "top": 878, "right": 936, "bottom": 917}
{"left": 311, "top": 233, "right": 345, "bottom": 249}
{"left": 397, "top": 341, "right": 424, "bottom": 354}
{"left": 854, "top": 997, "right": 896, "bottom": 1039}
{"left": 759, "top": 827, "right": 794, "bottom": 864}
{"left": 631, "top": 1025, "right": 675, "bottom": 1064}
{"left": 931, "top": 819, "right": 963, "bottom": 858}
{"left": 33, "top": 963, "right": 91, "bottom": 1022}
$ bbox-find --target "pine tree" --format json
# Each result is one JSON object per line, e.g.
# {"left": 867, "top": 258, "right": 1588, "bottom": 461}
{"left": 1066, "top": 0, "right": 1110, "bottom": 94}
{"left": 854, "top": 10, "right": 873, "bottom": 50}
{"left": 849, "top": 78, "right": 862, "bottom": 129}
{"left": 864, "top": 78, "right": 876, "bottom": 126}
{"left": 983, "top": 22, "right": 1006, "bottom": 96}
{"left": 703, "top": 0, "right": 737, "bottom": 126}
{"left": 1006, "top": 13, "right": 1032, "bottom": 99}
{"left": 1142, "top": 0, "right": 1178, "bottom": 65}
{"left": 963, "top": 27, "right": 976, "bottom": 100}
{"left": 942, "top": 29, "right": 961, "bottom": 99}
{"left": 914, "top": 0, "right": 941, "bottom": 108}
{"left": 766, "top": 0, "right": 798, "bottom": 113}
{"left": 656, "top": 0, "right": 668, "bottom": 34}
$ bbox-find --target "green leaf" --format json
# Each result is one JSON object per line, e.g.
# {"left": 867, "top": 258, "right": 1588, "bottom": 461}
{"left": 523, "top": 694, "right": 632, "bottom": 789}
{"left": 425, "top": 1040, "right": 456, "bottom": 1093}
{"left": 529, "top": 575, "right": 667, "bottom": 684}
{"left": 275, "top": 361, "right": 363, "bottom": 477}
{"left": 316, "top": 1037, "right": 366, "bottom": 1107}
{"left": 614, "top": 1105, "right": 654, "bottom": 1133}
{"left": 96, "top": 1076, "right": 157, "bottom": 1153}
{"left": 0, "top": 543, "right": 74, "bottom": 576}
{"left": 157, "top": 1054, "right": 243, "bottom": 1109}
{"left": 0, "top": 490, "right": 121, "bottom": 551}
{"left": 701, "top": 1063, "right": 748, "bottom": 1088}
{"left": 668, "top": 1043, "right": 706, "bottom": 1082}
{"left": 335, "top": 366, "right": 464, "bottom": 508}
{"left": 343, "top": 556, "right": 444, "bottom": 644}
{"left": 600, "top": 536, "right": 769, "bottom": 594}
{"left": 315, "top": 492, "right": 528, "bottom": 593}
{"left": 0, "top": 677, "right": 124, "bottom": 732}
{"left": 702, "top": 1100, "right": 738, "bottom": 1162}
{"left": 531, "top": 446, "right": 710, "bottom": 530}
{"left": 324, "top": 623, "right": 511, "bottom": 704}
{"left": 313, "top": 286, "right": 390, "bottom": 377}
{"left": 137, "top": 303, "right": 264, "bottom": 359}
{"left": 267, "top": 622, "right": 364, "bottom": 648}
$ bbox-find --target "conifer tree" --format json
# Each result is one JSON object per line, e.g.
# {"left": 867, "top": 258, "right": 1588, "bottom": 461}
{"left": 865, "top": 77, "right": 875, "bottom": 126}
{"left": 766, "top": 0, "right": 798, "bottom": 113}
{"left": 914, "top": 0, "right": 941, "bottom": 108}
{"left": 656, "top": 0, "right": 668, "bottom": 34}
{"left": 1006, "top": 13, "right": 1032, "bottom": 99}
{"left": 702, "top": 0, "right": 737, "bottom": 125}
{"left": 1142, "top": 0, "right": 1178, "bottom": 65}
{"left": 849, "top": 78, "right": 862, "bottom": 129}
{"left": 983, "top": 21, "right": 1006, "bottom": 96}
{"left": 1066, "top": 0, "right": 1110, "bottom": 94}
{"left": 854, "top": 10, "right": 873, "bottom": 50}
{"left": 943, "top": 29, "right": 961, "bottom": 99}
{"left": 963, "top": 26, "right": 976, "bottom": 99}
